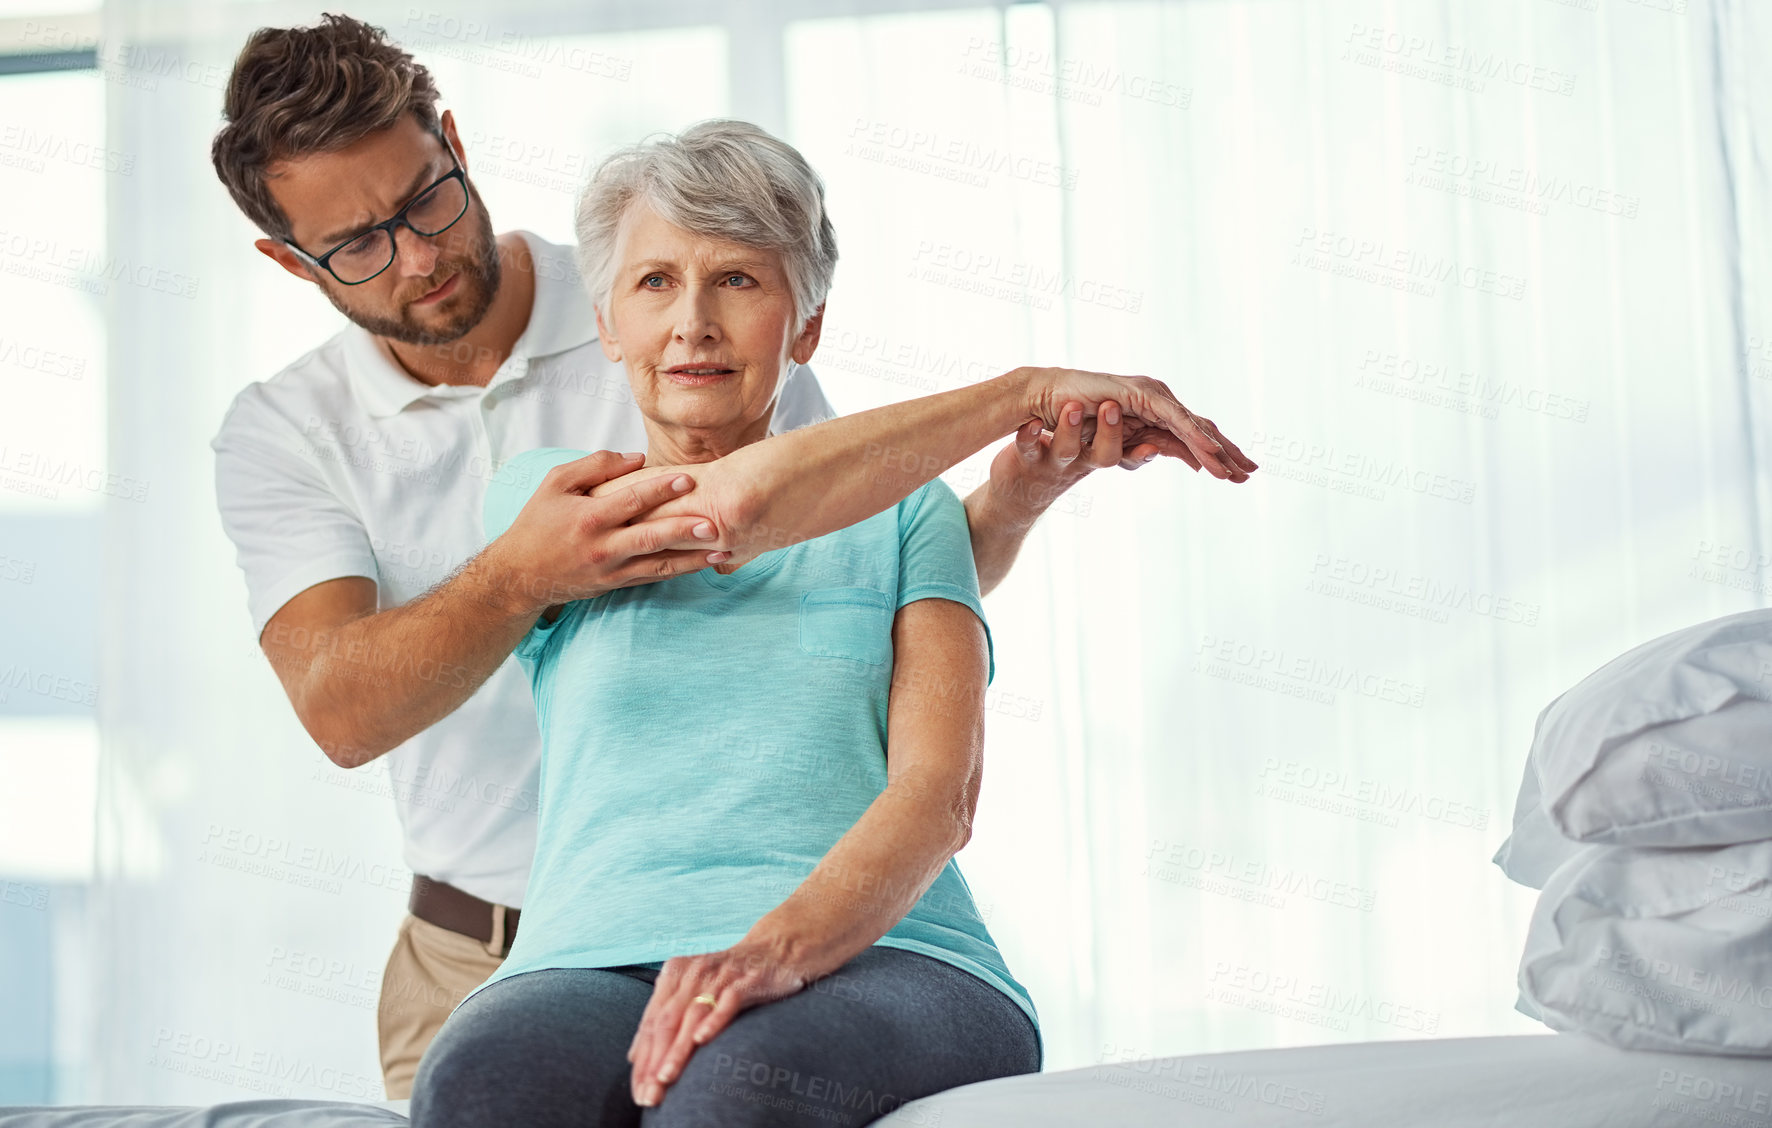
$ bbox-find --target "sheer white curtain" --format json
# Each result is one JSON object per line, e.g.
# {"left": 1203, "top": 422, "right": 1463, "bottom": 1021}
{"left": 791, "top": 0, "right": 1772, "bottom": 1066}
{"left": 92, "top": 0, "right": 1772, "bottom": 1101}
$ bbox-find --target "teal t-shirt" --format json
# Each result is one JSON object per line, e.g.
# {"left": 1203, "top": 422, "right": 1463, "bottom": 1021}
{"left": 461, "top": 447, "right": 1038, "bottom": 1041}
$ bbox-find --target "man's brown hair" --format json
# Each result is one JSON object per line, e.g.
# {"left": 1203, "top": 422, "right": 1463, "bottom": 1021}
{"left": 211, "top": 12, "right": 442, "bottom": 241}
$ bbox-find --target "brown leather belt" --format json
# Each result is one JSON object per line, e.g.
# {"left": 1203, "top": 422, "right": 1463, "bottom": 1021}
{"left": 409, "top": 875, "right": 521, "bottom": 956}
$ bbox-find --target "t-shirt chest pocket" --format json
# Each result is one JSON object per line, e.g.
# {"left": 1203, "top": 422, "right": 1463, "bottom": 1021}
{"left": 799, "top": 588, "right": 893, "bottom": 665}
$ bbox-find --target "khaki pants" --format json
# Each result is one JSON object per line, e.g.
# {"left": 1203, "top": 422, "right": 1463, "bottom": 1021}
{"left": 376, "top": 912, "right": 508, "bottom": 1099}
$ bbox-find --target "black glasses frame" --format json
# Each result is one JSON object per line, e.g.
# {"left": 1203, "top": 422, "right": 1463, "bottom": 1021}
{"left": 283, "top": 129, "right": 471, "bottom": 286}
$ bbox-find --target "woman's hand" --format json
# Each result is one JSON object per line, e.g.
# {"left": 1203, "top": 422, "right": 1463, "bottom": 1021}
{"left": 627, "top": 941, "right": 809, "bottom": 1108}
{"left": 1016, "top": 366, "right": 1258, "bottom": 482}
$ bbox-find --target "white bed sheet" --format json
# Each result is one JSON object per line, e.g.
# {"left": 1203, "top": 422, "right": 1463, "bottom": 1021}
{"left": 0, "top": 1099, "right": 409, "bottom": 1127}
{"left": 880, "top": 1033, "right": 1772, "bottom": 1128}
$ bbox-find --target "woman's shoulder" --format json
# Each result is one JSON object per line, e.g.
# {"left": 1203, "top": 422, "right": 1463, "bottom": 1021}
{"left": 497, "top": 446, "right": 593, "bottom": 481}
{"left": 897, "top": 476, "right": 963, "bottom": 522}
{"left": 805, "top": 479, "right": 960, "bottom": 549}
{"left": 485, "top": 447, "right": 595, "bottom": 542}
{"left": 772, "top": 481, "right": 954, "bottom": 577}
{"left": 890, "top": 478, "right": 971, "bottom": 545}
{"left": 804, "top": 479, "right": 971, "bottom": 576}
{"left": 818, "top": 479, "right": 963, "bottom": 552}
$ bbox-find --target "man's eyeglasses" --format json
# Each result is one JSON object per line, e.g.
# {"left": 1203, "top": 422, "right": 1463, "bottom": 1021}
{"left": 283, "top": 130, "right": 472, "bottom": 286}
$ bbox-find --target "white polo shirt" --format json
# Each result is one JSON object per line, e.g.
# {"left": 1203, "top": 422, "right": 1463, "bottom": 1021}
{"left": 210, "top": 228, "right": 836, "bottom": 907}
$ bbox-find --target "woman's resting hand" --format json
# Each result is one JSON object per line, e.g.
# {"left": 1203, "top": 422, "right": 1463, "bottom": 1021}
{"left": 627, "top": 939, "right": 809, "bottom": 1108}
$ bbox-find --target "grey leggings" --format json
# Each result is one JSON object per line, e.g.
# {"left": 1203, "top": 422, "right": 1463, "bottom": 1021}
{"left": 409, "top": 945, "right": 1040, "bottom": 1127}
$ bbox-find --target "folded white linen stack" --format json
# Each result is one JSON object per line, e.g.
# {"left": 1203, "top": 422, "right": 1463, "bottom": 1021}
{"left": 1493, "top": 608, "right": 1772, "bottom": 1055}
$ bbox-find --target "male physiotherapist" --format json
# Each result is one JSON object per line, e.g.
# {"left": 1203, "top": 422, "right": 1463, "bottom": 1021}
{"left": 208, "top": 14, "right": 1252, "bottom": 1098}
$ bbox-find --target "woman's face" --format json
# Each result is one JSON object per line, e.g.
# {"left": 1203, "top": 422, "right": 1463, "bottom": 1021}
{"left": 596, "top": 200, "right": 822, "bottom": 447}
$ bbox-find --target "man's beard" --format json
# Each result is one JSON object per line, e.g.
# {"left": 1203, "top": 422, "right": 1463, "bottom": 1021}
{"left": 322, "top": 203, "right": 502, "bottom": 348}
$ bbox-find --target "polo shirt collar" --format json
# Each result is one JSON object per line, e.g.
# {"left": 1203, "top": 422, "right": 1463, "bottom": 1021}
{"left": 344, "top": 229, "right": 597, "bottom": 418}
{"left": 506, "top": 228, "right": 598, "bottom": 359}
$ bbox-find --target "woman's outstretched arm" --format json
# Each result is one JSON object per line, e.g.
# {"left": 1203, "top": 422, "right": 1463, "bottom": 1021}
{"left": 588, "top": 364, "right": 1256, "bottom": 569}
{"left": 622, "top": 596, "right": 990, "bottom": 1107}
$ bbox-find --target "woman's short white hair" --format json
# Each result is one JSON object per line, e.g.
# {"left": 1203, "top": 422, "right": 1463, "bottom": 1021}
{"left": 574, "top": 119, "right": 838, "bottom": 332}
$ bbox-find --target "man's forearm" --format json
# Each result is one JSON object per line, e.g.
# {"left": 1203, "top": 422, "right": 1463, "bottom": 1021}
{"left": 963, "top": 484, "right": 1036, "bottom": 598}
{"left": 288, "top": 549, "right": 546, "bottom": 766}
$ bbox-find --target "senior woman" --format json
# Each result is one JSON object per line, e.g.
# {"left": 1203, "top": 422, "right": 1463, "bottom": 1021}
{"left": 409, "top": 120, "right": 1254, "bottom": 1128}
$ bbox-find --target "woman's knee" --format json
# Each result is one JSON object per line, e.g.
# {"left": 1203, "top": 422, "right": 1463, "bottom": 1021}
{"left": 651, "top": 1040, "right": 884, "bottom": 1128}
{"left": 409, "top": 969, "right": 648, "bottom": 1127}
{"left": 711, "top": 952, "right": 1034, "bottom": 1120}
{"left": 647, "top": 971, "right": 1011, "bottom": 1128}
{"left": 408, "top": 1004, "right": 514, "bottom": 1125}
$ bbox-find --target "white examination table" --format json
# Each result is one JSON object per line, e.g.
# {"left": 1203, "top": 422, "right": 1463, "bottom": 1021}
{"left": 881, "top": 1033, "right": 1772, "bottom": 1127}
{"left": 5, "top": 1033, "right": 1769, "bottom": 1126}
